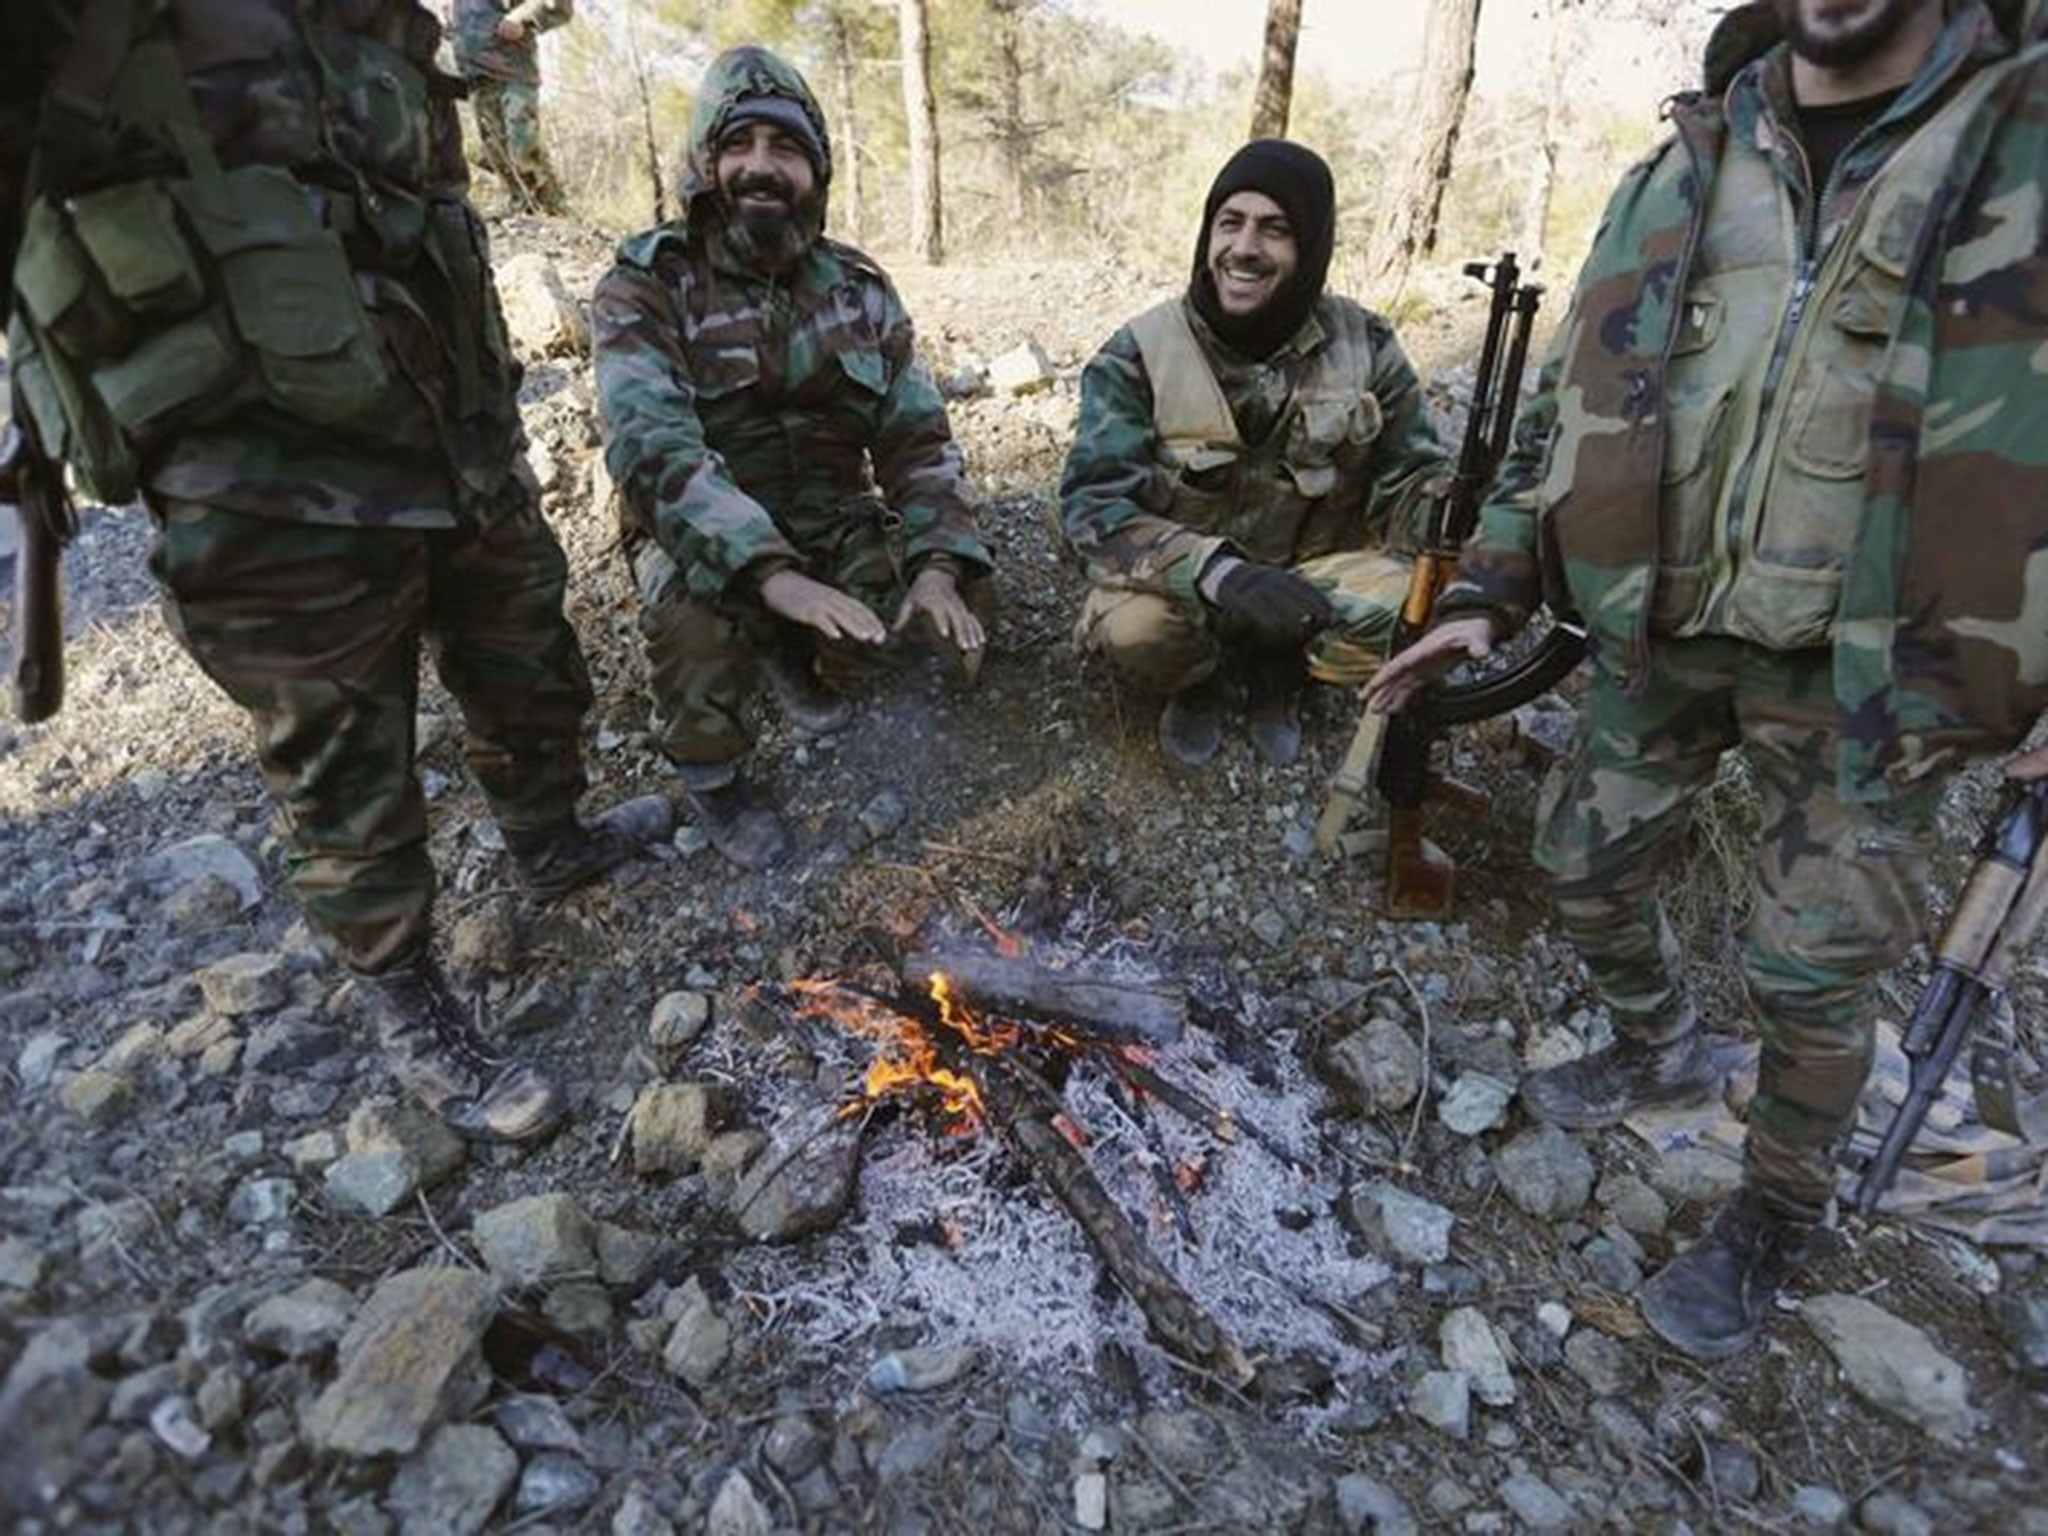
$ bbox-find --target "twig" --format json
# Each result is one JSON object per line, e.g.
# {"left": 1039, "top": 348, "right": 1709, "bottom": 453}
{"left": 414, "top": 1191, "right": 482, "bottom": 1271}
{"left": 1384, "top": 959, "right": 1435, "bottom": 1162}
{"left": 919, "top": 839, "right": 1032, "bottom": 868}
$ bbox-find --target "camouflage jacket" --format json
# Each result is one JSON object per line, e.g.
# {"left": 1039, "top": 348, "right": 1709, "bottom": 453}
{"left": 1060, "top": 295, "right": 1445, "bottom": 603}
{"left": 449, "top": 0, "right": 572, "bottom": 87}
{"left": 591, "top": 47, "right": 989, "bottom": 601}
{"left": 3, "top": 0, "right": 525, "bottom": 527}
{"left": 1439, "top": 0, "right": 2048, "bottom": 800}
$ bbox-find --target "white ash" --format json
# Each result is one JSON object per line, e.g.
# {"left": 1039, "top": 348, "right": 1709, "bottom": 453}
{"left": 726, "top": 936, "right": 1392, "bottom": 1430}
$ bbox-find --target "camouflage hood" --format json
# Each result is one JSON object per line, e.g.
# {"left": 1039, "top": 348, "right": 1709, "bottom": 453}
{"left": 678, "top": 46, "right": 833, "bottom": 236}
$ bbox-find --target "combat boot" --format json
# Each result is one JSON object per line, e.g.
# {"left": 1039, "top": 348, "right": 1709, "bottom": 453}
{"left": 1158, "top": 670, "right": 1229, "bottom": 771}
{"left": 1244, "top": 649, "right": 1306, "bottom": 767}
{"left": 677, "top": 761, "right": 791, "bottom": 870}
{"left": 765, "top": 643, "right": 854, "bottom": 736}
{"left": 505, "top": 794, "right": 677, "bottom": 902}
{"left": 361, "top": 962, "right": 565, "bottom": 1144}
{"left": 1521, "top": 1029, "right": 1721, "bottom": 1129}
{"left": 1640, "top": 1186, "right": 1826, "bottom": 1360}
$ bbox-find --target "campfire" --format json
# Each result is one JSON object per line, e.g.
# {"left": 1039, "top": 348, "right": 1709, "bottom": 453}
{"left": 747, "top": 943, "right": 1365, "bottom": 1396}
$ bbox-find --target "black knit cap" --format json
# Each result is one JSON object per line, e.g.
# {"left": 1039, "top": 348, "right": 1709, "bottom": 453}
{"left": 1188, "top": 139, "right": 1336, "bottom": 360}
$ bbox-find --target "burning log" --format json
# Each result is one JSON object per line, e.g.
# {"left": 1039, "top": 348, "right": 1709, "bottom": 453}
{"left": 969, "top": 1050, "right": 1255, "bottom": 1391}
{"left": 902, "top": 951, "right": 1187, "bottom": 1047}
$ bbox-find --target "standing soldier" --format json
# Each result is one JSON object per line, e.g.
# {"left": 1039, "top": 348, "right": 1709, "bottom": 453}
{"left": 1369, "top": 0, "right": 2048, "bottom": 1358}
{"left": 1060, "top": 141, "right": 1446, "bottom": 771}
{"left": 594, "top": 46, "right": 994, "bottom": 872}
{"left": 450, "top": 0, "right": 573, "bottom": 216}
{"left": 2, "top": 0, "right": 670, "bottom": 1143}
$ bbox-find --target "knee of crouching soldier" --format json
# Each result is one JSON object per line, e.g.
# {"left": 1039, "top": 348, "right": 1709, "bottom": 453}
{"left": 1086, "top": 593, "right": 1212, "bottom": 694}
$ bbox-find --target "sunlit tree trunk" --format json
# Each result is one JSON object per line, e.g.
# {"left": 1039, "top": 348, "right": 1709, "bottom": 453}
{"left": 830, "top": 9, "right": 866, "bottom": 245}
{"left": 1367, "top": 0, "right": 1483, "bottom": 289}
{"left": 1248, "top": 0, "right": 1303, "bottom": 139}
{"left": 899, "top": 0, "right": 944, "bottom": 263}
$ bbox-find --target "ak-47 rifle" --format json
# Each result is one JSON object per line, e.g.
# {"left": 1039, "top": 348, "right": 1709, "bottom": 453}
{"left": 1855, "top": 777, "right": 2048, "bottom": 1215}
{"left": 1316, "top": 253, "right": 1568, "bottom": 916}
{"left": 3, "top": 395, "right": 75, "bottom": 724}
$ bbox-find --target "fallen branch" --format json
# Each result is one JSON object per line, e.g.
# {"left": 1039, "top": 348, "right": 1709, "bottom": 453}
{"left": 1110, "top": 1053, "right": 1316, "bottom": 1177}
{"left": 904, "top": 950, "right": 1186, "bottom": 1046}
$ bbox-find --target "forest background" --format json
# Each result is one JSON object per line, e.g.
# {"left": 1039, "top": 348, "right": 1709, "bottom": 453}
{"left": 523, "top": 0, "right": 1725, "bottom": 315}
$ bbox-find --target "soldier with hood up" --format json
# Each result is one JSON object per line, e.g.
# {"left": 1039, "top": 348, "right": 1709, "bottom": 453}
{"left": 594, "top": 45, "right": 994, "bottom": 872}
{"left": 1059, "top": 140, "right": 1447, "bottom": 771}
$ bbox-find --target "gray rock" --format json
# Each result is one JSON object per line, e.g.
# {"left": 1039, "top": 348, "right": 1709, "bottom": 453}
{"left": 243, "top": 1277, "right": 357, "bottom": 1359}
{"left": 1408, "top": 1370, "right": 1471, "bottom": 1439}
{"left": 764, "top": 1414, "right": 827, "bottom": 1479}
{"left": 988, "top": 339, "right": 1055, "bottom": 396}
{"left": 227, "top": 1176, "right": 296, "bottom": 1226}
{"left": 543, "top": 1279, "right": 612, "bottom": 1339}
{"left": 282, "top": 1129, "right": 345, "bottom": 1173}
{"left": 707, "top": 1469, "right": 772, "bottom": 1536}
{"left": 1335, "top": 1474, "right": 1416, "bottom": 1536}
{"left": 595, "top": 1222, "right": 663, "bottom": 1288}
{"left": 1596, "top": 1171, "right": 1670, "bottom": 1237}
{"left": 446, "top": 901, "right": 518, "bottom": 976}
{"left": 0, "top": 1318, "right": 115, "bottom": 1512}
{"left": 324, "top": 1150, "right": 421, "bottom": 1218}
{"left": 302, "top": 1268, "right": 498, "bottom": 1458}
{"left": 874, "top": 1421, "right": 953, "bottom": 1481}
{"left": 501, "top": 979, "right": 569, "bottom": 1036}
{"left": 1074, "top": 1470, "right": 1109, "bottom": 1530}
{"left": 472, "top": 1192, "right": 596, "bottom": 1285}
{"left": 1858, "top": 1491, "right": 1934, "bottom": 1536}
{"left": 1697, "top": 1439, "right": 1761, "bottom": 1502}
{"left": 611, "top": 1485, "right": 678, "bottom": 1536}
{"left": 139, "top": 835, "right": 263, "bottom": 910}
{"left": 0, "top": 1236, "right": 46, "bottom": 1294}
{"left": 857, "top": 789, "right": 908, "bottom": 841}
{"left": 1249, "top": 908, "right": 1290, "bottom": 948}
{"left": 147, "top": 1395, "right": 210, "bottom": 1461}
{"left": 648, "top": 990, "right": 711, "bottom": 1059}
{"left": 1563, "top": 1330, "right": 1637, "bottom": 1396}
{"left": 1579, "top": 1233, "right": 1644, "bottom": 1294}
{"left": 1651, "top": 1145, "right": 1744, "bottom": 1205}
{"left": 1499, "top": 1471, "right": 1575, "bottom": 1531}
{"left": 164, "top": 874, "right": 243, "bottom": 932}
{"left": 1347, "top": 1180, "right": 1454, "bottom": 1265}
{"left": 661, "top": 1278, "right": 731, "bottom": 1387}
{"left": 1319, "top": 1016, "right": 1424, "bottom": 1114}
{"left": 733, "top": 1113, "right": 863, "bottom": 1242}
{"left": 866, "top": 1343, "right": 978, "bottom": 1394}
{"left": 194, "top": 1368, "right": 244, "bottom": 1433}
{"left": 387, "top": 1422, "right": 517, "bottom": 1536}
{"left": 270, "top": 1080, "right": 342, "bottom": 1119}
{"left": 1439, "top": 1071, "right": 1515, "bottom": 1136}
{"left": 243, "top": 1017, "right": 346, "bottom": 1073}
{"left": 1990, "top": 1287, "right": 2048, "bottom": 1385}
{"left": 495, "top": 252, "right": 589, "bottom": 358}
{"left": 196, "top": 952, "right": 289, "bottom": 1016}
{"left": 1494, "top": 1124, "right": 1595, "bottom": 1220}
{"left": 1439, "top": 1308, "right": 1514, "bottom": 1406}
{"left": 16, "top": 1030, "right": 65, "bottom": 1090}
{"left": 1792, "top": 1484, "right": 1850, "bottom": 1528}
{"left": 59, "top": 1068, "right": 130, "bottom": 1123}
{"left": 108, "top": 1362, "right": 183, "bottom": 1423}
{"left": 625, "top": 1082, "right": 724, "bottom": 1176}
{"left": 701, "top": 1128, "right": 769, "bottom": 1206}
{"left": 1801, "top": 1293, "right": 1979, "bottom": 1446}
{"left": 515, "top": 1452, "right": 600, "bottom": 1516}
{"left": 345, "top": 1096, "right": 467, "bottom": 1188}
{"left": 493, "top": 1394, "right": 582, "bottom": 1453}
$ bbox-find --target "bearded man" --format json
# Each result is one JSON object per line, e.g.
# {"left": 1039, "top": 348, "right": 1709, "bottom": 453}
{"left": 1370, "top": 0, "right": 2048, "bottom": 1358}
{"left": 1059, "top": 140, "right": 1447, "bottom": 769}
{"left": 593, "top": 46, "right": 994, "bottom": 871}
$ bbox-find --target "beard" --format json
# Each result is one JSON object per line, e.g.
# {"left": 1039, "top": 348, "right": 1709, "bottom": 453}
{"left": 717, "top": 173, "right": 821, "bottom": 273}
{"left": 1771, "top": 0, "right": 1931, "bottom": 68}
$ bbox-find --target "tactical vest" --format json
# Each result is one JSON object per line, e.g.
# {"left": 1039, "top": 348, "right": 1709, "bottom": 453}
{"left": 7, "top": 0, "right": 511, "bottom": 507}
{"left": 1646, "top": 58, "right": 2015, "bottom": 649}
{"left": 1128, "top": 298, "right": 1387, "bottom": 567}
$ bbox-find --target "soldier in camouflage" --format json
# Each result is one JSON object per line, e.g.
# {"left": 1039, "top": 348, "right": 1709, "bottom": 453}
{"left": 1370, "top": 0, "right": 2048, "bottom": 1358}
{"left": 594, "top": 46, "right": 994, "bottom": 871}
{"left": 2, "top": 0, "right": 671, "bottom": 1144}
{"left": 1060, "top": 140, "right": 1446, "bottom": 770}
{"left": 448, "top": 0, "right": 572, "bottom": 216}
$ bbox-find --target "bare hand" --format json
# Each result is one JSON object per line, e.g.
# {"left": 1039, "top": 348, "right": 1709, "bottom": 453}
{"left": 2005, "top": 742, "right": 2048, "bottom": 780}
{"left": 495, "top": 16, "right": 528, "bottom": 42}
{"left": 1361, "top": 615, "right": 1496, "bottom": 715}
{"left": 759, "top": 569, "right": 887, "bottom": 645}
{"left": 893, "top": 566, "right": 985, "bottom": 653}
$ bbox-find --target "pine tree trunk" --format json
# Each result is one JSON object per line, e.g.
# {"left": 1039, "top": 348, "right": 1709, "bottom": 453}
{"left": 1518, "top": 0, "right": 1567, "bottom": 269}
{"left": 899, "top": 0, "right": 944, "bottom": 264}
{"left": 1367, "top": 0, "right": 1484, "bottom": 289}
{"left": 1248, "top": 0, "right": 1303, "bottom": 140}
{"left": 830, "top": 10, "right": 866, "bottom": 246}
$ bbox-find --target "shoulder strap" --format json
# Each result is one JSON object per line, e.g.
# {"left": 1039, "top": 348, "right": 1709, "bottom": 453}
{"left": 1127, "top": 298, "right": 1242, "bottom": 455}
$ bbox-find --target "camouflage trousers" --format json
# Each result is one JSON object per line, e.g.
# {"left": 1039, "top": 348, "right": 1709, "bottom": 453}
{"left": 1534, "top": 635, "right": 1940, "bottom": 1209}
{"left": 633, "top": 524, "right": 992, "bottom": 768}
{"left": 1074, "top": 548, "right": 1412, "bottom": 693}
{"left": 147, "top": 484, "right": 594, "bottom": 974}
{"left": 471, "top": 78, "right": 566, "bottom": 216}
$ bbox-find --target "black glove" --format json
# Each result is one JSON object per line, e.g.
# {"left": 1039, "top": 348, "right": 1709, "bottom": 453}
{"left": 1211, "top": 561, "right": 1335, "bottom": 647}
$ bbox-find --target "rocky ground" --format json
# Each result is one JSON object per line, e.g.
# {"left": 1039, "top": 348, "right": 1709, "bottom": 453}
{"left": 2, "top": 214, "right": 2047, "bottom": 1536}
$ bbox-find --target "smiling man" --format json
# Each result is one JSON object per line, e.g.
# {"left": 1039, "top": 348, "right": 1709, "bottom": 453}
{"left": 1059, "top": 140, "right": 1446, "bottom": 770}
{"left": 594, "top": 46, "right": 994, "bottom": 870}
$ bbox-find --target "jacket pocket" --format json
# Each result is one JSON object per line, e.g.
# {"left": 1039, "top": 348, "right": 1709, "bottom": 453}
{"left": 1782, "top": 257, "right": 1899, "bottom": 482}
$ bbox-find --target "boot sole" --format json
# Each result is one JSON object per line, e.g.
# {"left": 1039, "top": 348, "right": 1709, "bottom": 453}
{"left": 1639, "top": 1283, "right": 1758, "bottom": 1362}
{"left": 1521, "top": 1074, "right": 1720, "bottom": 1131}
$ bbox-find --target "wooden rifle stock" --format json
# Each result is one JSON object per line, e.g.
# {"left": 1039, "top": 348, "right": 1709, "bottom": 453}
{"left": 4, "top": 413, "right": 74, "bottom": 724}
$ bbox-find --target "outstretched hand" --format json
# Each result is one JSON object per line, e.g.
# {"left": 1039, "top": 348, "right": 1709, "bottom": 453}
{"left": 1361, "top": 615, "right": 1496, "bottom": 715}
{"left": 893, "top": 565, "right": 985, "bottom": 653}
{"left": 759, "top": 569, "right": 888, "bottom": 644}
